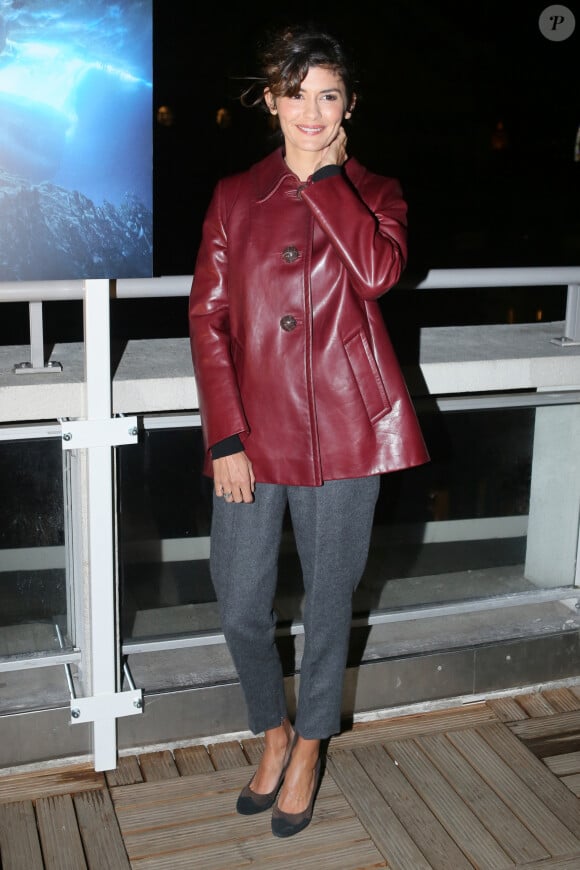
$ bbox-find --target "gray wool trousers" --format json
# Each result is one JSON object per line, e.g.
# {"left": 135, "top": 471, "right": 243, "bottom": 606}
{"left": 210, "top": 475, "right": 380, "bottom": 739}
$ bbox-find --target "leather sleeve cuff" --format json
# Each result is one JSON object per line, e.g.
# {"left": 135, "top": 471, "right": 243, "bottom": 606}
{"left": 311, "top": 165, "right": 342, "bottom": 182}
{"left": 210, "top": 434, "right": 244, "bottom": 459}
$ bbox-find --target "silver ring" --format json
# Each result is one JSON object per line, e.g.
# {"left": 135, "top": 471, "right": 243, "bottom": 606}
{"left": 223, "top": 491, "right": 233, "bottom": 498}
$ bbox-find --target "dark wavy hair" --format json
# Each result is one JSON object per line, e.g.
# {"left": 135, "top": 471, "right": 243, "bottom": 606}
{"left": 240, "top": 24, "right": 358, "bottom": 111}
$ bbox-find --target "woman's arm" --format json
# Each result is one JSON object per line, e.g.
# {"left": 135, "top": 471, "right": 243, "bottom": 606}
{"left": 300, "top": 162, "right": 408, "bottom": 300}
{"left": 189, "top": 181, "right": 249, "bottom": 452}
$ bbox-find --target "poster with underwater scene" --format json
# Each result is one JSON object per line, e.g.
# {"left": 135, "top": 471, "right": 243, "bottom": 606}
{"left": 0, "top": 0, "right": 152, "bottom": 281}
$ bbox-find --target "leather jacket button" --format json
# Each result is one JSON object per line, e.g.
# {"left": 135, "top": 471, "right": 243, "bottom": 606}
{"left": 280, "top": 315, "right": 297, "bottom": 332}
{"left": 281, "top": 245, "right": 299, "bottom": 263}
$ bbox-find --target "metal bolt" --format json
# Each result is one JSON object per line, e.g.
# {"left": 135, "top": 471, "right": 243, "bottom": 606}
{"left": 63, "top": 432, "right": 72, "bottom": 442}
{"left": 133, "top": 698, "right": 143, "bottom": 709}
{"left": 71, "top": 708, "right": 81, "bottom": 719}
{"left": 129, "top": 426, "right": 138, "bottom": 437}
{"left": 506, "top": 655, "right": 512, "bottom": 662}
{"left": 437, "top": 665, "right": 443, "bottom": 672}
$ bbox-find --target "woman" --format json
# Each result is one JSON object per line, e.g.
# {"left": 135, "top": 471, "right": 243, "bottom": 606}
{"left": 189, "top": 23, "right": 428, "bottom": 837}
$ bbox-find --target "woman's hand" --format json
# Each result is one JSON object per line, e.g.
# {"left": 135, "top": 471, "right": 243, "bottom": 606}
{"left": 315, "top": 126, "right": 348, "bottom": 172}
{"left": 213, "top": 452, "right": 255, "bottom": 504}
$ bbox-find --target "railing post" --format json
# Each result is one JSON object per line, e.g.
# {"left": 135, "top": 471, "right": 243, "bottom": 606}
{"left": 63, "top": 280, "right": 141, "bottom": 771}
{"left": 85, "top": 279, "right": 118, "bottom": 770}
{"left": 565, "top": 284, "right": 580, "bottom": 342}
{"left": 12, "top": 301, "right": 63, "bottom": 374}
{"left": 29, "top": 302, "right": 44, "bottom": 370}
{"left": 551, "top": 284, "right": 580, "bottom": 346}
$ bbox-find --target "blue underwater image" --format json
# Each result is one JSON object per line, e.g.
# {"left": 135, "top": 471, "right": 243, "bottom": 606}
{"left": 0, "top": 0, "right": 153, "bottom": 280}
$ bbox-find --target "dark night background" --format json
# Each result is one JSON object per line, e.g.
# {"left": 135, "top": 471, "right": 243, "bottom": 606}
{"left": 154, "top": 1, "right": 579, "bottom": 273}
{"left": 2, "top": 0, "right": 579, "bottom": 343}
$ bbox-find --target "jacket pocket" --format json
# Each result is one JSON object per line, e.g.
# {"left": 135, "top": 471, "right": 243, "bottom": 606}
{"left": 230, "top": 337, "right": 245, "bottom": 392}
{"left": 344, "top": 331, "right": 392, "bottom": 422}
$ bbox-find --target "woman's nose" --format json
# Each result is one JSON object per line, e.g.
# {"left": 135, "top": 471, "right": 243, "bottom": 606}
{"left": 302, "top": 97, "right": 321, "bottom": 119}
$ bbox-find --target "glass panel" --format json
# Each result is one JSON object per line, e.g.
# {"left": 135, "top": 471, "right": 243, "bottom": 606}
{"left": 0, "top": 438, "right": 70, "bottom": 657}
{"left": 118, "top": 426, "right": 215, "bottom": 641}
{"left": 118, "top": 405, "right": 579, "bottom": 649}
{"left": 0, "top": 666, "right": 74, "bottom": 715}
{"left": 120, "top": 409, "right": 550, "bottom": 639}
{"left": 354, "top": 406, "right": 534, "bottom": 617}
{"left": 120, "top": 405, "right": 580, "bottom": 695}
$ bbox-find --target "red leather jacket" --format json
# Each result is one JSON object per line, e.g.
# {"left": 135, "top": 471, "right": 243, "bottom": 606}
{"left": 189, "top": 147, "right": 429, "bottom": 485}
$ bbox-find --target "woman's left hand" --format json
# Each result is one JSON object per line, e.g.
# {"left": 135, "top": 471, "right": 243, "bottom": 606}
{"left": 213, "top": 451, "right": 255, "bottom": 504}
{"left": 315, "top": 126, "right": 348, "bottom": 172}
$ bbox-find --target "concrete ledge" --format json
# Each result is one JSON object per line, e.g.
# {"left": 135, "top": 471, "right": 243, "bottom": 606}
{"left": 416, "top": 321, "right": 580, "bottom": 394}
{"left": 1, "top": 321, "right": 579, "bottom": 423}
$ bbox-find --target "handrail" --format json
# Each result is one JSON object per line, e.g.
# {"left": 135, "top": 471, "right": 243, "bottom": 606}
{"left": 1, "top": 268, "right": 579, "bottom": 372}
{"left": 412, "top": 267, "right": 580, "bottom": 289}
{"left": 0, "top": 267, "right": 579, "bottom": 300}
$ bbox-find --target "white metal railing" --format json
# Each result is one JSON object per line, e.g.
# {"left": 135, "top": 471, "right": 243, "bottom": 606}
{"left": 1, "top": 271, "right": 580, "bottom": 770}
{"left": 1, "top": 267, "right": 579, "bottom": 373}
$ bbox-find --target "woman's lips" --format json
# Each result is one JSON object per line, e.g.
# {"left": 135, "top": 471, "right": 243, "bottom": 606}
{"left": 296, "top": 125, "right": 324, "bottom": 134}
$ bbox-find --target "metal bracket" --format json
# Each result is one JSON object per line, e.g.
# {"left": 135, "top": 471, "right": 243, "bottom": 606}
{"left": 550, "top": 336, "right": 580, "bottom": 347}
{"left": 13, "top": 360, "right": 64, "bottom": 374}
{"left": 551, "top": 283, "right": 580, "bottom": 347}
{"left": 66, "top": 656, "right": 143, "bottom": 725}
{"left": 70, "top": 689, "right": 143, "bottom": 724}
{"left": 61, "top": 417, "right": 138, "bottom": 449}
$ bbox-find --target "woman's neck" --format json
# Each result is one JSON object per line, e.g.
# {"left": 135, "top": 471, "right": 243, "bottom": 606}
{"left": 283, "top": 150, "right": 319, "bottom": 183}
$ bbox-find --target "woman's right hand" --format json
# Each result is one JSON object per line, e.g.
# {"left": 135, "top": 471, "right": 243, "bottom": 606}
{"left": 213, "top": 452, "right": 255, "bottom": 503}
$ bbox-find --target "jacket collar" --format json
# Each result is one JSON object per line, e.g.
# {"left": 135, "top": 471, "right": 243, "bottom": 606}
{"left": 251, "top": 145, "right": 363, "bottom": 203}
{"left": 252, "top": 147, "right": 296, "bottom": 203}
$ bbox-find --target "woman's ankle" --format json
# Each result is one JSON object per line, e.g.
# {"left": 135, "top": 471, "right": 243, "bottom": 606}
{"left": 289, "top": 735, "right": 320, "bottom": 764}
{"left": 264, "top": 718, "right": 294, "bottom": 751}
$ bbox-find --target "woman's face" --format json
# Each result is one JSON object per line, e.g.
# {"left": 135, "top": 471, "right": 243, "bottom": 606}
{"left": 265, "top": 65, "right": 353, "bottom": 162}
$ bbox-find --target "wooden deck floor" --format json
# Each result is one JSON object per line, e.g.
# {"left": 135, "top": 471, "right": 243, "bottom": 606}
{"left": 1, "top": 687, "right": 580, "bottom": 868}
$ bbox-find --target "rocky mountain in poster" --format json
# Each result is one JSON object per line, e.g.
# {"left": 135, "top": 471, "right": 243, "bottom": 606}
{"left": 0, "top": 168, "right": 152, "bottom": 280}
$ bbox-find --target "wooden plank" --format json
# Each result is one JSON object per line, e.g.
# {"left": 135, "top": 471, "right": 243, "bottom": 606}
{"left": 36, "top": 793, "right": 88, "bottom": 870}
{"left": 418, "top": 731, "right": 548, "bottom": 865}
{"left": 542, "top": 689, "right": 580, "bottom": 712}
{"left": 515, "top": 858, "right": 580, "bottom": 869}
{"left": 114, "top": 769, "right": 340, "bottom": 834}
{"left": 121, "top": 791, "right": 351, "bottom": 861}
{"left": 329, "top": 703, "right": 498, "bottom": 751}
{"left": 106, "top": 755, "right": 143, "bottom": 787}
{"left": 543, "top": 751, "right": 580, "bottom": 776}
{"left": 0, "top": 800, "right": 44, "bottom": 869}
{"left": 327, "top": 750, "right": 432, "bottom": 870}
{"left": 110, "top": 766, "right": 261, "bottom": 811}
{"left": 477, "top": 723, "right": 580, "bottom": 839}
{"left": 561, "top": 774, "right": 580, "bottom": 796}
{"left": 508, "top": 710, "right": 580, "bottom": 741}
{"left": 448, "top": 728, "right": 580, "bottom": 855}
{"left": 516, "top": 693, "right": 558, "bottom": 718}
{"left": 354, "top": 742, "right": 472, "bottom": 869}
{"left": 138, "top": 750, "right": 180, "bottom": 782}
{"left": 487, "top": 696, "right": 529, "bottom": 723}
{"left": 570, "top": 685, "right": 580, "bottom": 702}
{"left": 386, "top": 738, "right": 514, "bottom": 868}
{"left": 174, "top": 744, "right": 215, "bottom": 775}
{"left": 130, "top": 817, "right": 387, "bottom": 869}
{"left": 208, "top": 740, "right": 247, "bottom": 769}
{"left": 241, "top": 735, "right": 266, "bottom": 764}
{"left": 526, "top": 734, "right": 580, "bottom": 760}
{"left": 73, "top": 789, "right": 130, "bottom": 869}
{"left": 0, "top": 764, "right": 105, "bottom": 805}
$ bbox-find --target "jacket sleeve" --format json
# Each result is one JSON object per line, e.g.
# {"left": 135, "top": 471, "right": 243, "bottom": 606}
{"left": 188, "top": 180, "right": 249, "bottom": 452}
{"left": 300, "top": 168, "right": 407, "bottom": 300}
